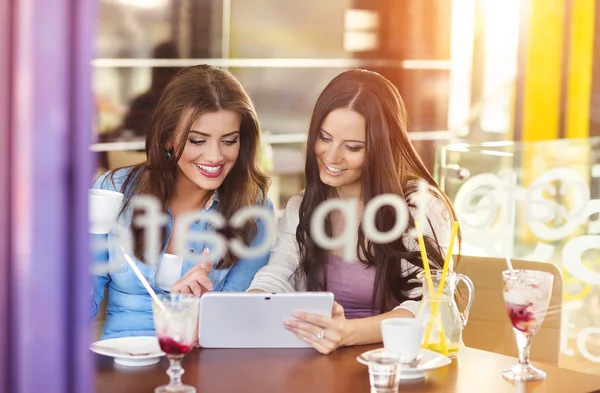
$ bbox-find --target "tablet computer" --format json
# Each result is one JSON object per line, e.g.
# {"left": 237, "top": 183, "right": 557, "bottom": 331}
{"left": 198, "top": 292, "right": 335, "bottom": 348}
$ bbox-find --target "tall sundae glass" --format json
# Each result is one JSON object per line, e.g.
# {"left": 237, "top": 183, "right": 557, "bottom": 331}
{"left": 502, "top": 269, "right": 553, "bottom": 381}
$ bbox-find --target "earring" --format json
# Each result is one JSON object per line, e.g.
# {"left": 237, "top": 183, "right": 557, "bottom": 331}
{"left": 166, "top": 150, "right": 173, "bottom": 160}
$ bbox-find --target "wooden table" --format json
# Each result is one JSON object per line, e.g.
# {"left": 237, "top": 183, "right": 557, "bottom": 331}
{"left": 96, "top": 345, "right": 600, "bottom": 393}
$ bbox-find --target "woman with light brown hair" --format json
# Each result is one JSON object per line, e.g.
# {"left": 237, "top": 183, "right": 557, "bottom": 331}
{"left": 248, "top": 69, "right": 460, "bottom": 354}
{"left": 91, "top": 65, "right": 273, "bottom": 339}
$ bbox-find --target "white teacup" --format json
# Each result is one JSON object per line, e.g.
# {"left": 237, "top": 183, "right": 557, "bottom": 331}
{"left": 381, "top": 318, "right": 424, "bottom": 362}
{"left": 89, "top": 189, "right": 124, "bottom": 234}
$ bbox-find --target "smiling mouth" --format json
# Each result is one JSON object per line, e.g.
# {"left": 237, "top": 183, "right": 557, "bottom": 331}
{"left": 195, "top": 163, "right": 224, "bottom": 178}
{"left": 323, "top": 163, "right": 346, "bottom": 176}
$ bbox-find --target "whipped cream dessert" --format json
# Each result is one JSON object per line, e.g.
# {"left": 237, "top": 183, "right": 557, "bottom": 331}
{"left": 502, "top": 270, "right": 553, "bottom": 334}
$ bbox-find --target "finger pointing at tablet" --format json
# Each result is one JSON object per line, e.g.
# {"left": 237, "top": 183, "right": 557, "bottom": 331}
{"left": 171, "top": 249, "right": 214, "bottom": 295}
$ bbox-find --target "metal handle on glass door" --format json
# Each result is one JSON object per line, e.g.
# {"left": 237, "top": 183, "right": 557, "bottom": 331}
{"left": 442, "top": 164, "right": 470, "bottom": 181}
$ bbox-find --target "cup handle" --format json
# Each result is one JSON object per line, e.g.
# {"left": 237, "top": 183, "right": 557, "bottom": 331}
{"left": 456, "top": 274, "right": 475, "bottom": 328}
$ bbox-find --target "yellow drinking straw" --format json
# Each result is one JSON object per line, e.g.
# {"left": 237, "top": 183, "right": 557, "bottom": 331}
{"left": 414, "top": 222, "right": 447, "bottom": 355}
{"left": 430, "top": 221, "right": 459, "bottom": 355}
{"left": 437, "top": 221, "right": 460, "bottom": 298}
{"left": 415, "top": 221, "right": 448, "bottom": 356}
{"left": 424, "top": 221, "right": 459, "bottom": 355}
{"left": 414, "top": 221, "right": 435, "bottom": 299}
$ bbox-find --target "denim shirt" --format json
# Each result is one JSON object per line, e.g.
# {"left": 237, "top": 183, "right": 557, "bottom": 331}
{"left": 91, "top": 168, "right": 273, "bottom": 339}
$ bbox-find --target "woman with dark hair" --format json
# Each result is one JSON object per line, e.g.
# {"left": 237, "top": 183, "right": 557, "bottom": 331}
{"left": 248, "top": 69, "right": 460, "bottom": 354}
{"left": 91, "top": 64, "right": 273, "bottom": 339}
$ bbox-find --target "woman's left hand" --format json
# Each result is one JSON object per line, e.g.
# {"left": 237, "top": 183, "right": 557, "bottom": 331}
{"left": 283, "top": 302, "right": 350, "bottom": 354}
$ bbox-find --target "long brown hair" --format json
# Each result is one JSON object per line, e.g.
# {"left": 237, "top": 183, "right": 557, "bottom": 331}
{"left": 105, "top": 64, "right": 269, "bottom": 268}
{"left": 295, "top": 69, "right": 460, "bottom": 312}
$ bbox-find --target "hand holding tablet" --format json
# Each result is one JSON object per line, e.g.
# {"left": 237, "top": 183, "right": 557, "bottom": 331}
{"left": 198, "top": 292, "right": 334, "bottom": 348}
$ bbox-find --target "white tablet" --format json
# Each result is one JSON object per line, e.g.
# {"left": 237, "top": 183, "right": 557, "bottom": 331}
{"left": 198, "top": 292, "right": 335, "bottom": 348}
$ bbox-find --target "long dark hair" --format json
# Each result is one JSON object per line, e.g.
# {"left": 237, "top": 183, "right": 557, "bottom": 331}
{"left": 104, "top": 64, "right": 269, "bottom": 268}
{"left": 295, "top": 69, "right": 460, "bottom": 312}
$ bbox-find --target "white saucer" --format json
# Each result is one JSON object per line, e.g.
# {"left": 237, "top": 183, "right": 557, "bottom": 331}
{"left": 356, "top": 348, "right": 451, "bottom": 380}
{"left": 91, "top": 336, "right": 165, "bottom": 367}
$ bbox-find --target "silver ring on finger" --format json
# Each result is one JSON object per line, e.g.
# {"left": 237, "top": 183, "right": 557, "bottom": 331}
{"left": 316, "top": 328, "right": 325, "bottom": 340}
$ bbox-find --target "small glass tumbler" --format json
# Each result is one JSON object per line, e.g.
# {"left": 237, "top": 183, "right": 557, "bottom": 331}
{"left": 368, "top": 350, "right": 402, "bottom": 393}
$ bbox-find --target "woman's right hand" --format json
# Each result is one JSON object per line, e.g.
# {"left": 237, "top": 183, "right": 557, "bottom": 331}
{"left": 171, "top": 249, "right": 213, "bottom": 295}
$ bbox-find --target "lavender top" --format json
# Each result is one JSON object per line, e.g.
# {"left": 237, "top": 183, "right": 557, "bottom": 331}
{"left": 325, "top": 254, "right": 400, "bottom": 319}
{"left": 248, "top": 188, "right": 453, "bottom": 318}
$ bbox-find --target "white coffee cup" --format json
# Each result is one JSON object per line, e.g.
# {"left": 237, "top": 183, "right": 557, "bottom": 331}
{"left": 89, "top": 189, "right": 124, "bottom": 234}
{"left": 381, "top": 318, "right": 424, "bottom": 362}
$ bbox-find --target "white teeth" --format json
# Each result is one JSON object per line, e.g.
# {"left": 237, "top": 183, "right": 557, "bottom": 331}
{"left": 196, "top": 164, "right": 221, "bottom": 173}
{"left": 326, "top": 165, "right": 343, "bottom": 173}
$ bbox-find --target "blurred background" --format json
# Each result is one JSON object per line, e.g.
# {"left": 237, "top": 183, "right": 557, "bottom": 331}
{"left": 92, "top": 0, "right": 468, "bottom": 209}
{"left": 88, "top": 0, "right": 600, "bottom": 374}
{"left": 88, "top": 0, "right": 600, "bottom": 375}
{"left": 2, "top": 1, "right": 600, "bottom": 391}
